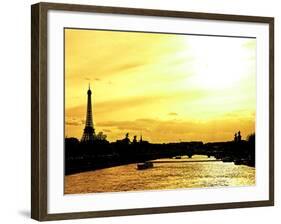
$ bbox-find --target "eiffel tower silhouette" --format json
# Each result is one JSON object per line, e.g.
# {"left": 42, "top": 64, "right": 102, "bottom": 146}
{"left": 81, "top": 84, "right": 95, "bottom": 142}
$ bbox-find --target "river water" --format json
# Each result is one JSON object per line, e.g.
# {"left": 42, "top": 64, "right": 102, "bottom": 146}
{"left": 65, "top": 155, "right": 255, "bottom": 194}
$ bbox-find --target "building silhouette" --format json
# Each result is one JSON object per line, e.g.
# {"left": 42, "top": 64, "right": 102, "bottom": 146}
{"left": 81, "top": 84, "right": 95, "bottom": 142}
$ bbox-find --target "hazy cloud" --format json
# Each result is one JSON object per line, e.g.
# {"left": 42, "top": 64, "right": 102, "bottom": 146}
{"left": 113, "top": 62, "right": 144, "bottom": 74}
{"left": 65, "top": 117, "right": 83, "bottom": 126}
{"left": 168, "top": 112, "right": 178, "bottom": 116}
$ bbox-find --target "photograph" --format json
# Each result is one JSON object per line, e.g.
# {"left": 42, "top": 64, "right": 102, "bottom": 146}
{"left": 64, "top": 28, "right": 256, "bottom": 194}
{"left": 30, "top": 2, "right": 274, "bottom": 221}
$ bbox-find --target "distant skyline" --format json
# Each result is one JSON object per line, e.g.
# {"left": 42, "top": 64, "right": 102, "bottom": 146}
{"left": 65, "top": 28, "right": 256, "bottom": 143}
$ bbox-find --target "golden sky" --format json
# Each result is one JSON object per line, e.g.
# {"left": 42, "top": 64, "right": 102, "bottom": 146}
{"left": 65, "top": 28, "right": 256, "bottom": 143}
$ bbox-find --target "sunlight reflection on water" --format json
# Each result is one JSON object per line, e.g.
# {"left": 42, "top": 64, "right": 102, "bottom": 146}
{"left": 65, "top": 155, "right": 255, "bottom": 194}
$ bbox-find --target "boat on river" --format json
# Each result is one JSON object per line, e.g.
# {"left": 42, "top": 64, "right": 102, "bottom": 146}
{"left": 137, "top": 161, "right": 153, "bottom": 170}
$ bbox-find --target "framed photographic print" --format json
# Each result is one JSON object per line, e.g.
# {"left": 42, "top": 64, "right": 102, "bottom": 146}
{"left": 31, "top": 2, "right": 274, "bottom": 221}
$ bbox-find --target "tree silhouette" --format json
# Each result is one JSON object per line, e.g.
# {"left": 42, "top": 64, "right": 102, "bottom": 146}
{"left": 96, "top": 131, "right": 107, "bottom": 141}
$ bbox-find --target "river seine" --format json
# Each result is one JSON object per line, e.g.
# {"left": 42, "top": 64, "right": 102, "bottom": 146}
{"left": 65, "top": 155, "right": 255, "bottom": 194}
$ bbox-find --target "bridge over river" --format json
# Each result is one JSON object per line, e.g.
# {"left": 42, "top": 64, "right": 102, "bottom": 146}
{"left": 150, "top": 157, "right": 222, "bottom": 164}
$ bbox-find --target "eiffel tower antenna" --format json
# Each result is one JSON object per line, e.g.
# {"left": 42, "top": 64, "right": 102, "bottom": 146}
{"left": 81, "top": 83, "right": 95, "bottom": 142}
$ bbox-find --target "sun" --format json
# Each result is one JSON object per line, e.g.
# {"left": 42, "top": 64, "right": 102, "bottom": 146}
{"left": 179, "top": 35, "right": 255, "bottom": 90}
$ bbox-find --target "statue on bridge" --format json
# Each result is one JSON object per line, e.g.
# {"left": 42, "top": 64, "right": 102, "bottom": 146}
{"left": 234, "top": 131, "right": 242, "bottom": 142}
{"left": 234, "top": 133, "right": 238, "bottom": 142}
{"left": 237, "top": 131, "right": 242, "bottom": 141}
{"left": 133, "top": 135, "right": 137, "bottom": 144}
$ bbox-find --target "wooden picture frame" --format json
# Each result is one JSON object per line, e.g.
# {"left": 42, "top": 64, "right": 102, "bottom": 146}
{"left": 31, "top": 2, "right": 274, "bottom": 221}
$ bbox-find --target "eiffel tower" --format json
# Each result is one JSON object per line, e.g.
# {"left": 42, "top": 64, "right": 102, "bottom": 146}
{"left": 81, "top": 84, "right": 95, "bottom": 142}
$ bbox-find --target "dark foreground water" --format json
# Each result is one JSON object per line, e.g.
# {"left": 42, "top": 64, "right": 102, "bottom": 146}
{"left": 65, "top": 155, "right": 255, "bottom": 194}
